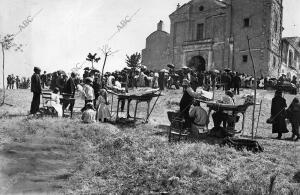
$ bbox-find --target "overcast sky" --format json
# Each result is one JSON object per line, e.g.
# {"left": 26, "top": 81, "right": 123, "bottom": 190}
{"left": 0, "top": 0, "right": 299, "bottom": 84}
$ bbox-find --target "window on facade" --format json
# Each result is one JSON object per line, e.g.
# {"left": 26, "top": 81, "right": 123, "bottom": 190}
{"left": 274, "top": 18, "right": 278, "bottom": 32}
{"left": 196, "top": 23, "right": 204, "bottom": 40}
{"left": 242, "top": 55, "right": 248, "bottom": 62}
{"left": 273, "top": 56, "right": 276, "bottom": 67}
{"left": 199, "top": 6, "right": 204, "bottom": 11}
{"left": 243, "top": 18, "right": 250, "bottom": 27}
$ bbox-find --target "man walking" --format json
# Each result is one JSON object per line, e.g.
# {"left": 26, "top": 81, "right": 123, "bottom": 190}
{"left": 63, "top": 72, "right": 77, "bottom": 112}
{"left": 41, "top": 71, "right": 47, "bottom": 89}
{"left": 16, "top": 76, "right": 20, "bottom": 89}
{"left": 11, "top": 74, "right": 15, "bottom": 89}
{"left": 30, "top": 67, "right": 42, "bottom": 115}
{"left": 6, "top": 75, "right": 11, "bottom": 89}
{"left": 233, "top": 72, "right": 241, "bottom": 95}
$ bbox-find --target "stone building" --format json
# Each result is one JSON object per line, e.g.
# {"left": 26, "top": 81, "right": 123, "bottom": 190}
{"left": 142, "top": 0, "right": 283, "bottom": 77}
{"left": 141, "top": 21, "right": 171, "bottom": 71}
{"left": 280, "top": 37, "right": 300, "bottom": 79}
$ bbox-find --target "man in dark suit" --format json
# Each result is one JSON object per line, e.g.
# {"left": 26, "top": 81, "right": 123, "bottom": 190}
{"left": 63, "top": 72, "right": 77, "bottom": 111}
{"left": 30, "top": 67, "right": 42, "bottom": 114}
{"left": 40, "top": 71, "right": 47, "bottom": 89}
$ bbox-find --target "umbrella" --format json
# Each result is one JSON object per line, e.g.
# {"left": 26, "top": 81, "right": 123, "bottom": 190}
{"left": 210, "top": 69, "right": 220, "bottom": 74}
{"left": 160, "top": 69, "right": 169, "bottom": 73}
{"left": 224, "top": 68, "right": 231, "bottom": 72}
{"left": 167, "top": 64, "right": 175, "bottom": 69}
{"left": 84, "top": 67, "right": 90, "bottom": 71}
{"left": 182, "top": 67, "right": 192, "bottom": 72}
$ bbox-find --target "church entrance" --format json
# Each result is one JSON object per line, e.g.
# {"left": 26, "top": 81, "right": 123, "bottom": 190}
{"left": 188, "top": 55, "right": 206, "bottom": 73}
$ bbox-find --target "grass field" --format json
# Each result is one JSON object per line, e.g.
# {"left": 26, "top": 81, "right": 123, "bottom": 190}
{"left": 0, "top": 88, "right": 299, "bottom": 194}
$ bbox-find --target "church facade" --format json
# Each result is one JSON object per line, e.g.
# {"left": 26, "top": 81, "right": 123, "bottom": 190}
{"left": 142, "top": 0, "right": 283, "bottom": 77}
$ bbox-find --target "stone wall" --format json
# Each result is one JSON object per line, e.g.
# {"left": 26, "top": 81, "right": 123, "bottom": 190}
{"left": 142, "top": 0, "right": 283, "bottom": 77}
{"left": 141, "top": 24, "right": 171, "bottom": 71}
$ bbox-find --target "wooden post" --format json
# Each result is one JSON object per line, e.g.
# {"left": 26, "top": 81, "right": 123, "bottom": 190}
{"left": 255, "top": 99, "right": 263, "bottom": 138}
{"left": 247, "top": 36, "right": 257, "bottom": 140}
{"left": 101, "top": 53, "right": 108, "bottom": 88}
{"left": 1, "top": 43, "right": 5, "bottom": 105}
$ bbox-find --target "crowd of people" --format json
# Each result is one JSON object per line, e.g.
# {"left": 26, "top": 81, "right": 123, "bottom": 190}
{"left": 6, "top": 74, "right": 30, "bottom": 89}
{"left": 23, "top": 64, "right": 299, "bottom": 141}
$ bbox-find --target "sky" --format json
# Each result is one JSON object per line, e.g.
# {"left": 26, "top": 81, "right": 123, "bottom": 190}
{"left": 0, "top": 0, "right": 299, "bottom": 85}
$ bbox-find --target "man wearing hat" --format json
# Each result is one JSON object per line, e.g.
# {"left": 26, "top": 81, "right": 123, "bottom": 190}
{"left": 30, "top": 67, "right": 42, "bottom": 115}
{"left": 40, "top": 71, "right": 47, "bottom": 89}
{"left": 63, "top": 72, "right": 77, "bottom": 111}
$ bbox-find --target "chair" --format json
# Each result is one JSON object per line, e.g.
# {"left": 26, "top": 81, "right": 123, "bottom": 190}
{"left": 167, "top": 111, "right": 189, "bottom": 142}
{"left": 40, "top": 92, "right": 56, "bottom": 117}
{"left": 61, "top": 93, "right": 76, "bottom": 118}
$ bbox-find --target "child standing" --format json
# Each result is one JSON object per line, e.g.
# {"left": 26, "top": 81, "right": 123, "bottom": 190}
{"left": 96, "top": 89, "right": 111, "bottom": 122}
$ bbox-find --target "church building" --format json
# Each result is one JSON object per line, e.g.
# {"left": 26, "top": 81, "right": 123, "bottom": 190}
{"left": 142, "top": 0, "right": 283, "bottom": 77}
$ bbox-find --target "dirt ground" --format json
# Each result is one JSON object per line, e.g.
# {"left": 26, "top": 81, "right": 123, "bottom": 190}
{"left": 0, "top": 88, "right": 299, "bottom": 194}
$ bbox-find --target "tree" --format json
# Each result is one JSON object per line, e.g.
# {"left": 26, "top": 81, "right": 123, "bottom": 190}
{"left": 125, "top": 52, "right": 141, "bottom": 69}
{"left": 100, "top": 45, "right": 118, "bottom": 88}
{"left": 86, "top": 53, "right": 101, "bottom": 69}
{"left": 0, "top": 34, "right": 21, "bottom": 106}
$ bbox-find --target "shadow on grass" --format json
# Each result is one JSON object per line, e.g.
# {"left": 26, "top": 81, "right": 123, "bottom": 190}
{"left": 0, "top": 113, "right": 28, "bottom": 119}
{"left": 240, "top": 135, "right": 272, "bottom": 141}
{"left": 293, "top": 171, "right": 300, "bottom": 183}
{"left": 152, "top": 124, "right": 224, "bottom": 145}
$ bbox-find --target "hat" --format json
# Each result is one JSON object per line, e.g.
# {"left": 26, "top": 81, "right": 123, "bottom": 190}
{"left": 85, "top": 77, "right": 93, "bottom": 83}
{"left": 86, "top": 102, "right": 93, "bottom": 106}
{"left": 182, "top": 79, "right": 190, "bottom": 86}
{"left": 34, "top": 67, "right": 41, "bottom": 71}
{"left": 225, "top": 90, "right": 234, "bottom": 98}
{"left": 85, "top": 102, "right": 95, "bottom": 110}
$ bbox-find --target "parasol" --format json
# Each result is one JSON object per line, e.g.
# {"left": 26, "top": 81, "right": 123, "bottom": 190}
{"left": 167, "top": 64, "right": 175, "bottom": 69}
{"left": 182, "top": 66, "right": 192, "bottom": 71}
{"left": 212, "top": 69, "right": 220, "bottom": 74}
{"left": 160, "top": 69, "right": 169, "bottom": 73}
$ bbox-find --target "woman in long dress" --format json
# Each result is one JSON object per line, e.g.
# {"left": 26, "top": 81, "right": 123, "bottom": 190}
{"left": 271, "top": 90, "right": 288, "bottom": 139}
{"left": 287, "top": 98, "right": 300, "bottom": 141}
{"left": 50, "top": 87, "right": 63, "bottom": 117}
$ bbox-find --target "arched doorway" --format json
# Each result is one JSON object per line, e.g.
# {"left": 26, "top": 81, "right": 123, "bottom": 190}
{"left": 188, "top": 55, "right": 206, "bottom": 73}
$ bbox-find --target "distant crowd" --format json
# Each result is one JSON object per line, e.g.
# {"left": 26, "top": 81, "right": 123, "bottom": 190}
{"left": 6, "top": 66, "right": 299, "bottom": 95}
{"left": 6, "top": 74, "right": 30, "bottom": 89}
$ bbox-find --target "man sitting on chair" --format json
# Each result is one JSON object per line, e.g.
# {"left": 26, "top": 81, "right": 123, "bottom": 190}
{"left": 212, "top": 90, "right": 235, "bottom": 129}
{"left": 189, "top": 100, "right": 208, "bottom": 136}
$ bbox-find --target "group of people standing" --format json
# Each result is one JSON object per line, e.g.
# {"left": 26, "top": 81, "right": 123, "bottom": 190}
{"left": 6, "top": 74, "right": 21, "bottom": 89}
{"left": 29, "top": 67, "right": 77, "bottom": 116}
{"left": 271, "top": 90, "right": 299, "bottom": 141}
